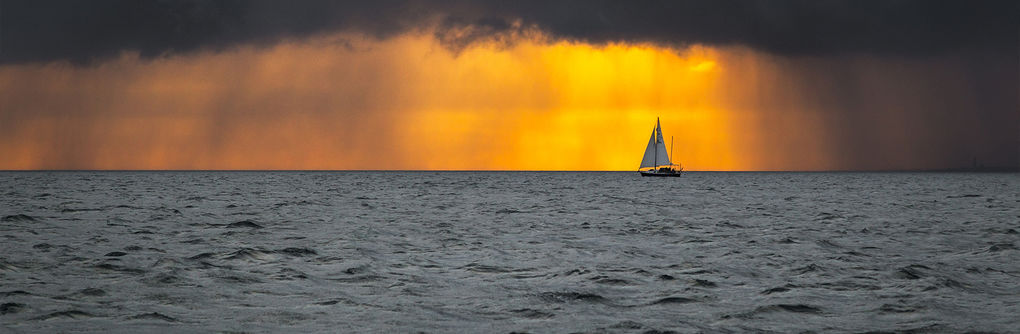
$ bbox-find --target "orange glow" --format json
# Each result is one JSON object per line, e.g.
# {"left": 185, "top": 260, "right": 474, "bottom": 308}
{"left": 0, "top": 32, "right": 833, "bottom": 170}
{"left": 689, "top": 61, "right": 716, "bottom": 72}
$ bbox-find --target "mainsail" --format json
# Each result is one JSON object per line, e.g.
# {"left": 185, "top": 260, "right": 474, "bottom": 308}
{"left": 639, "top": 118, "right": 672, "bottom": 168}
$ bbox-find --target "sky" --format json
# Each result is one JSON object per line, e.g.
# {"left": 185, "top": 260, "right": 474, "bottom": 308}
{"left": 1, "top": 0, "right": 1017, "bottom": 171}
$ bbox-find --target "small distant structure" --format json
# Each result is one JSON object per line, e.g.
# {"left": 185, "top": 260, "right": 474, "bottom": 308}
{"left": 950, "top": 156, "right": 1018, "bottom": 172}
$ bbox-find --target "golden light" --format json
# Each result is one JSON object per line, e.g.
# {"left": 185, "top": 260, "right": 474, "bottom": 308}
{"left": 689, "top": 60, "right": 716, "bottom": 72}
{"left": 0, "top": 31, "right": 826, "bottom": 171}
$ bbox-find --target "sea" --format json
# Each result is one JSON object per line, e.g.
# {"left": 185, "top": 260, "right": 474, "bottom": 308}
{"left": 0, "top": 171, "right": 1017, "bottom": 333}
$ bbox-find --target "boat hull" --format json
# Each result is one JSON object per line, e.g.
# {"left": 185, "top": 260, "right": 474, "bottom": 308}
{"left": 640, "top": 170, "right": 683, "bottom": 177}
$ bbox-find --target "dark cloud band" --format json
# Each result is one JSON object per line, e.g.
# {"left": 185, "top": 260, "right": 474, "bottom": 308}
{"left": 1, "top": 0, "right": 1016, "bottom": 65}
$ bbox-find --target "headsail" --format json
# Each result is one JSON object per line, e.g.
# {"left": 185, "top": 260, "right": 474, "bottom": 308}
{"left": 639, "top": 129, "right": 658, "bottom": 168}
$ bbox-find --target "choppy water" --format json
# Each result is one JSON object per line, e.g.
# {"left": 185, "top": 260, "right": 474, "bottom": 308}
{"left": 0, "top": 171, "right": 1018, "bottom": 333}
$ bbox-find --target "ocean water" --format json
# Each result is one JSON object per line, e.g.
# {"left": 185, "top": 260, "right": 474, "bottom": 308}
{"left": 0, "top": 171, "right": 1017, "bottom": 333}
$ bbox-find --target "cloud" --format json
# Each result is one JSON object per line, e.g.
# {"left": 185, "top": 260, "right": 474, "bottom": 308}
{"left": 484, "top": 0, "right": 1017, "bottom": 56}
{"left": 1, "top": 0, "right": 1015, "bottom": 65}
{"left": 0, "top": 0, "right": 434, "bottom": 65}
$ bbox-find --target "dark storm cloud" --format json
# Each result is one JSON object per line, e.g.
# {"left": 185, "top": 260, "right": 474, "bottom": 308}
{"left": 0, "top": 0, "right": 430, "bottom": 64}
{"left": 485, "top": 0, "right": 1018, "bottom": 56}
{"left": 1, "top": 0, "right": 1016, "bottom": 65}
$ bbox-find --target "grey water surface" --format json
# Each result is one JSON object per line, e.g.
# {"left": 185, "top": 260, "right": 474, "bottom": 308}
{"left": 1, "top": 171, "right": 1018, "bottom": 333}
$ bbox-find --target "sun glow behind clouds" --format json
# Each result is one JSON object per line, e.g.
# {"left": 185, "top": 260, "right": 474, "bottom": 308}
{"left": 398, "top": 38, "right": 742, "bottom": 170}
{"left": 0, "top": 32, "right": 771, "bottom": 170}
{"left": 689, "top": 61, "right": 716, "bottom": 72}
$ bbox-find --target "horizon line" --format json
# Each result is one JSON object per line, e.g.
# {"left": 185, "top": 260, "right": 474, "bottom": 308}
{"left": 1, "top": 168, "right": 1017, "bottom": 173}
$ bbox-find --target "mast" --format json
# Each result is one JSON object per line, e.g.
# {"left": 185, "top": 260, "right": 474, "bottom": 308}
{"left": 670, "top": 136, "right": 673, "bottom": 170}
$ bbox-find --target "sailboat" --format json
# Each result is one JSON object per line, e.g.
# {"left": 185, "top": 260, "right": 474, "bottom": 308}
{"left": 639, "top": 118, "right": 683, "bottom": 177}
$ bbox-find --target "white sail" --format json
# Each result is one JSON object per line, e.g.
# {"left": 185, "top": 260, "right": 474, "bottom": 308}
{"left": 639, "top": 119, "right": 672, "bottom": 168}
{"left": 639, "top": 129, "right": 658, "bottom": 168}
{"left": 655, "top": 119, "right": 671, "bottom": 166}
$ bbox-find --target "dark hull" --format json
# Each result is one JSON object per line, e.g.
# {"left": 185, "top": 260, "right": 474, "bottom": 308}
{"left": 640, "top": 171, "right": 683, "bottom": 177}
